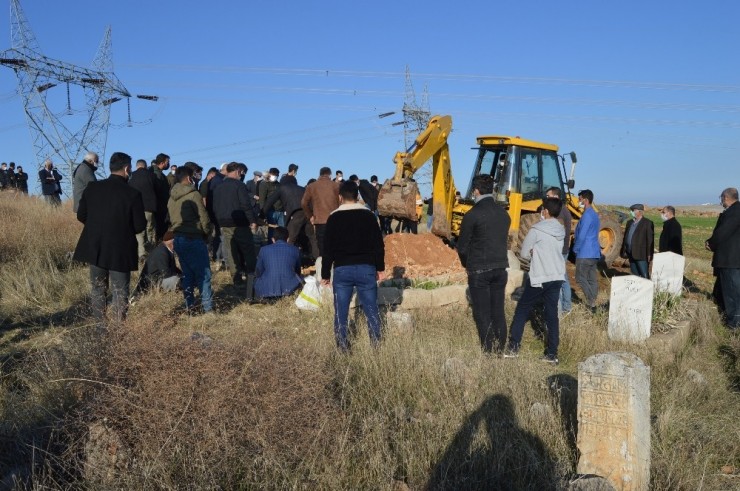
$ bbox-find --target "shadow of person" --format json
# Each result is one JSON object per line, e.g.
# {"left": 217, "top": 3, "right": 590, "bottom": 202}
{"left": 427, "top": 394, "right": 558, "bottom": 490}
{"left": 547, "top": 374, "right": 579, "bottom": 460}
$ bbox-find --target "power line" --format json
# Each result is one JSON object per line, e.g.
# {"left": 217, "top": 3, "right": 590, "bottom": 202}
{"left": 119, "top": 63, "right": 740, "bottom": 93}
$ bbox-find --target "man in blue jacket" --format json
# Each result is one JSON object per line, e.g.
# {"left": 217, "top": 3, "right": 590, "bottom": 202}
{"left": 573, "top": 189, "right": 601, "bottom": 313}
{"left": 254, "top": 226, "right": 302, "bottom": 302}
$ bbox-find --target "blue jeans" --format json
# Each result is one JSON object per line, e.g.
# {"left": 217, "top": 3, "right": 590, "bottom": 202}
{"left": 560, "top": 253, "right": 572, "bottom": 313}
{"left": 467, "top": 268, "right": 508, "bottom": 352}
{"left": 630, "top": 259, "right": 650, "bottom": 279}
{"left": 174, "top": 236, "right": 213, "bottom": 312}
{"left": 719, "top": 268, "right": 740, "bottom": 329}
{"left": 508, "top": 278, "right": 562, "bottom": 357}
{"left": 332, "top": 264, "right": 382, "bottom": 350}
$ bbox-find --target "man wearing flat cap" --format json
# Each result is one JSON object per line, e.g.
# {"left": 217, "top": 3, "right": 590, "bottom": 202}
{"left": 620, "top": 203, "right": 654, "bottom": 278}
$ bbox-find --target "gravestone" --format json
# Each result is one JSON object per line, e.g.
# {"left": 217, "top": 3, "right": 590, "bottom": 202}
{"left": 651, "top": 252, "right": 685, "bottom": 296}
{"left": 577, "top": 352, "right": 650, "bottom": 491}
{"left": 608, "top": 276, "right": 653, "bottom": 342}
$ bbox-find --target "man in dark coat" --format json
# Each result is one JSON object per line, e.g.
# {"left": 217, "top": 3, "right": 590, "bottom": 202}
{"left": 74, "top": 152, "right": 146, "bottom": 326}
{"left": 150, "top": 153, "right": 171, "bottom": 240}
{"left": 658, "top": 205, "right": 683, "bottom": 255}
{"left": 38, "top": 159, "right": 62, "bottom": 205}
{"left": 15, "top": 165, "right": 28, "bottom": 194}
{"left": 706, "top": 187, "right": 740, "bottom": 330}
{"left": 213, "top": 162, "right": 258, "bottom": 284}
{"left": 129, "top": 159, "right": 158, "bottom": 259}
{"left": 264, "top": 180, "right": 308, "bottom": 245}
{"left": 279, "top": 163, "right": 299, "bottom": 185}
{"left": 132, "top": 230, "right": 181, "bottom": 298}
{"left": 456, "top": 174, "right": 511, "bottom": 353}
{"left": 72, "top": 152, "right": 98, "bottom": 213}
{"left": 620, "top": 204, "right": 654, "bottom": 279}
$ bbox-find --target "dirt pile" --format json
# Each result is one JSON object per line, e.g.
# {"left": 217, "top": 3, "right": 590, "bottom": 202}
{"left": 384, "top": 233, "right": 465, "bottom": 279}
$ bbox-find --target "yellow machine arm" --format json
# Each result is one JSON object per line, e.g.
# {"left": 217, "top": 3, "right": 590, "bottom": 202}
{"left": 377, "top": 115, "right": 458, "bottom": 238}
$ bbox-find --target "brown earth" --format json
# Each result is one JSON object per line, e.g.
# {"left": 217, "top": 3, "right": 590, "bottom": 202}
{"left": 384, "top": 233, "right": 464, "bottom": 279}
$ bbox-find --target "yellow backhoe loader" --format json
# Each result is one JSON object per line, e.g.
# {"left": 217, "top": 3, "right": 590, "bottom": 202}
{"left": 377, "top": 115, "right": 623, "bottom": 266}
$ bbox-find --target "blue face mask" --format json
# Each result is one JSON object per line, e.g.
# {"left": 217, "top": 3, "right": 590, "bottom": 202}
{"left": 630, "top": 211, "right": 636, "bottom": 219}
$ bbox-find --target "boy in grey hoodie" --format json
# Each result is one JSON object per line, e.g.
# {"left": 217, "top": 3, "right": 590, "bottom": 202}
{"left": 505, "top": 198, "right": 565, "bottom": 364}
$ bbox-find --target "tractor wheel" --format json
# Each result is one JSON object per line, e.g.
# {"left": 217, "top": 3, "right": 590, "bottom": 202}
{"left": 598, "top": 213, "right": 623, "bottom": 267}
{"left": 511, "top": 213, "right": 541, "bottom": 271}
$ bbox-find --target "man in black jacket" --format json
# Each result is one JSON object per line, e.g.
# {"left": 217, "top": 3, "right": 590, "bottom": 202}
{"left": 457, "top": 174, "right": 511, "bottom": 353}
{"left": 620, "top": 204, "right": 654, "bottom": 279}
{"left": 321, "top": 181, "right": 385, "bottom": 351}
{"left": 132, "top": 230, "right": 181, "bottom": 298}
{"left": 73, "top": 152, "right": 146, "bottom": 326}
{"left": 658, "top": 205, "right": 683, "bottom": 255}
{"left": 38, "top": 159, "right": 62, "bottom": 206}
{"left": 15, "top": 165, "right": 28, "bottom": 194}
{"left": 706, "top": 188, "right": 740, "bottom": 330}
{"left": 129, "top": 159, "right": 158, "bottom": 260}
{"left": 150, "top": 153, "right": 171, "bottom": 241}
{"left": 213, "top": 162, "right": 258, "bottom": 284}
{"left": 264, "top": 180, "right": 309, "bottom": 245}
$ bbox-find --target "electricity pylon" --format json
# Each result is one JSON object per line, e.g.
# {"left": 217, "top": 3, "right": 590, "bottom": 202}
{"left": 0, "top": 0, "right": 157, "bottom": 191}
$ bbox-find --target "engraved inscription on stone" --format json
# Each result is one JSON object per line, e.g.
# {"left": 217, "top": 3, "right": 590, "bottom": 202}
{"left": 608, "top": 275, "right": 653, "bottom": 343}
{"left": 577, "top": 352, "right": 650, "bottom": 491}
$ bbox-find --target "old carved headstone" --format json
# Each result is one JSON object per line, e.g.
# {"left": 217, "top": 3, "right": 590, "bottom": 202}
{"left": 577, "top": 352, "right": 650, "bottom": 491}
{"left": 608, "top": 276, "right": 653, "bottom": 342}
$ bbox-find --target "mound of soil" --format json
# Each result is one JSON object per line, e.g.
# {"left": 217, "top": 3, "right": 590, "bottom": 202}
{"left": 384, "top": 233, "right": 464, "bottom": 279}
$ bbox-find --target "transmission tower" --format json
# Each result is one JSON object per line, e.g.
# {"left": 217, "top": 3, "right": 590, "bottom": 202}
{"left": 0, "top": 0, "right": 157, "bottom": 191}
{"left": 401, "top": 65, "right": 431, "bottom": 148}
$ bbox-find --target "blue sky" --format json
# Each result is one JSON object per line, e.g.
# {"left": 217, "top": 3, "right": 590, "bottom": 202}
{"left": 1, "top": 0, "right": 738, "bottom": 205}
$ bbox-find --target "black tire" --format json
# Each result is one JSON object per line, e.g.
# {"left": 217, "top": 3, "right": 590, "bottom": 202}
{"left": 598, "top": 213, "right": 623, "bottom": 267}
{"left": 511, "top": 213, "right": 541, "bottom": 271}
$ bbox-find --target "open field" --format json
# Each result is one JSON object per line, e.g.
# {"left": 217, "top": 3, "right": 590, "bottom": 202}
{"left": 1, "top": 193, "right": 739, "bottom": 490}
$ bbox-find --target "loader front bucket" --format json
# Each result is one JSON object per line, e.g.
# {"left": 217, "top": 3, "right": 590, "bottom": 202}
{"left": 377, "top": 179, "right": 419, "bottom": 221}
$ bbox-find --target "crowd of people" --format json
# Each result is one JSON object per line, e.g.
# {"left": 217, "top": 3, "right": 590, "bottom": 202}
{"left": 458, "top": 179, "right": 739, "bottom": 365}
{"left": 0, "top": 161, "right": 30, "bottom": 194}
{"left": 69, "top": 151, "right": 391, "bottom": 346}
{"left": 24, "top": 148, "right": 736, "bottom": 350}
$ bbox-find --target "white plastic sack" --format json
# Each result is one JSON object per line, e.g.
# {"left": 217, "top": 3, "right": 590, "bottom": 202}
{"left": 295, "top": 276, "right": 321, "bottom": 311}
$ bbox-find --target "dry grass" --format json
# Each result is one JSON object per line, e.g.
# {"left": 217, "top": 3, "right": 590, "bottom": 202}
{"left": 0, "top": 192, "right": 739, "bottom": 490}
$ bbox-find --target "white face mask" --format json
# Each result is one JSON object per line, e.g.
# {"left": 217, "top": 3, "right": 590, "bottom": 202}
{"left": 270, "top": 175, "right": 277, "bottom": 182}
{"left": 660, "top": 214, "right": 668, "bottom": 222}
{"left": 540, "top": 212, "right": 546, "bottom": 220}
{"left": 630, "top": 211, "right": 636, "bottom": 219}
{"left": 578, "top": 201, "right": 585, "bottom": 209}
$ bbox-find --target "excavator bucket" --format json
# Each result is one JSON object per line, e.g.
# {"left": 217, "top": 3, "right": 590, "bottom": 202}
{"left": 377, "top": 179, "right": 419, "bottom": 221}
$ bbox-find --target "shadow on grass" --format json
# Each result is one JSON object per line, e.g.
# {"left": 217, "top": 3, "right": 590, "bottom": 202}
{"left": 0, "top": 300, "right": 90, "bottom": 348}
{"left": 427, "top": 394, "right": 558, "bottom": 490}
{"left": 547, "top": 374, "right": 579, "bottom": 462}
{"left": 717, "top": 342, "right": 740, "bottom": 393}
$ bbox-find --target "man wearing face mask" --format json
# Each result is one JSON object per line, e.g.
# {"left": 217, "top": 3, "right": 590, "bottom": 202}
{"left": 706, "top": 188, "right": 740, "bottom": 330}
{"left": 658, "top": 205, "right": 683, "bottom": 255}
{"left": 620, "top": 204, "right": 654, "bottom": 279}
{"left": 259, "top": 167, "right": 284, "bottom": 234}
{"left": 457, "top": 174, "right": 511, "bottom": 354}
{"left": 573, "top": 189, "right": 601, "bottom": 312}
{"left": 74, "top": 152, "right": 146, "bottom": 328}
{"left": 150, "top": 153, "right": 171, "bottom": 241}
{"left": 72, "top": 152, "right": 98, "bottom": 213}
{"left": 168, "top": 165, "right": 213, "bottom": 314}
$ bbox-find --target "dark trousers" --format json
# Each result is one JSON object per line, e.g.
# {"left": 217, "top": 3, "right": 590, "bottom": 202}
{"left": 221, "top": 226, "right": 257, "bottom": 282}
{"left": 719, "top": 268, "right": 740, "bottom": 329}
{"left": 90, "top": 265, "right": 130, "bottom": 325}
{"left": 467, "top": 268, "right": 508, "bottom": 352}
{"left": 315, "top": 223, "right": 327, "bottom": 258}
{"left": 508, "top": 279, "right": 562, "bottom": 357}
{"left": 286, "top": 210, "right": 307, "bottom": 244}
{"left": 629, "top": 259, "right": 650, "bottom": 279}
